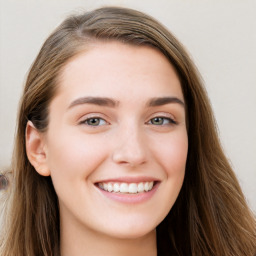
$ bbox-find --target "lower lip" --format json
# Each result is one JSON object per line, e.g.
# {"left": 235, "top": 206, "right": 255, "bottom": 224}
{"left": 95, "top": 182, "right": 160, "bottom": 204}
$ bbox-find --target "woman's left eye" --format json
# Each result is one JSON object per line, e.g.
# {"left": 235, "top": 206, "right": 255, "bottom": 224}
{"left": 148, "top": 117, "right": 176, "bottom": 126}
{"left": 80, "top": 117, "right": 107, "bottom": 126}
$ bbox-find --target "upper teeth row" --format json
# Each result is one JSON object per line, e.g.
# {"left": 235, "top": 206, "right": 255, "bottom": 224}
{"left": 98, "top": 181, "right": 154, "bottom": 194}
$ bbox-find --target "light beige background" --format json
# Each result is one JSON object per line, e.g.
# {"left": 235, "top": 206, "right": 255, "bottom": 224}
{"left": 0, "top": 0, "right": 255, "bottom": 211}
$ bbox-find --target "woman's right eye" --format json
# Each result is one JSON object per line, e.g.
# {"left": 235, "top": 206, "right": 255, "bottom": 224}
{"left": 79, "top": 117, "right": 108, "bottom": 126}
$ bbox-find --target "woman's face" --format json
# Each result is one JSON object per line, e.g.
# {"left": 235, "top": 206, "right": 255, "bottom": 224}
{"left": 39, "top": 42, "right": 188, "bottom": 239}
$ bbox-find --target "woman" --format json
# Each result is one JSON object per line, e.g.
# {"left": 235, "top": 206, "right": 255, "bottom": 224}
{"left": 0, "top": 6, "right": 255, "bottom": 256}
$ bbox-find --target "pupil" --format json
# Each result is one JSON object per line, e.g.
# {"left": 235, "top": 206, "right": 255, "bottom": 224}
{"left": 153, "top": 117, "right": 163, "bottom": 124}
{"left": 89, "top": 118, "right": 99, "bottom": 125}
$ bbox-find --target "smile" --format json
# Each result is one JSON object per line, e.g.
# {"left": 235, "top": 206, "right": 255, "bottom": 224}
{"left": 98, "top": 181, "right": 154, "bottom": 194}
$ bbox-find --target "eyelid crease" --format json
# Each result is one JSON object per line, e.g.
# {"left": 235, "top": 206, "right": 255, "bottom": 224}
{"left": 147, "top": 111, "right": 177, "bottom": 121}
{"left": 78, "top": 113, "right": 110, "bottom": 125}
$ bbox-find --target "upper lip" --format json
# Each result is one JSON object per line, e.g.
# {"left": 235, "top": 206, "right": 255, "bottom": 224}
{"left": 95, "top": 176, "right": 160, "bottom": 184}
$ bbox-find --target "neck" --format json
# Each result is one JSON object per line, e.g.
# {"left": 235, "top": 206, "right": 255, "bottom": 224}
{"left": 60, "top": 219, "right": 157, "bottom": 256}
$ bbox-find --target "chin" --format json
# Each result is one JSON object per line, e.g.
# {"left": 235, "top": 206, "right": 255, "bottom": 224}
{"left": 101, "top": 219, "right": 158, "bottom": 240}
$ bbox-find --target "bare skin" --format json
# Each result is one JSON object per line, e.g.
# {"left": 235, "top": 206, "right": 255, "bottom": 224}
{"left": 26, "top": 42, "right": 187, "bottom": 255}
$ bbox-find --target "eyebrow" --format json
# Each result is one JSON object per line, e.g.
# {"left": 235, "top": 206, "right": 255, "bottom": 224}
{"left": 68, "top": 96, "right": 185, "bottom": 109}
{"left": 147, "top": 97, "right": 185, "bottom": 107}
{"left": 68, "top": 96, "right": 119, "bottom": 109}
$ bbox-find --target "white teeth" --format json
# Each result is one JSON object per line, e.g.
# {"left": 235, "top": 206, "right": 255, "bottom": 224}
{"left": 107, "top": 183, "right": 113, "bottom": 192}
{"left": 128, "top": 183, "right": 138, "bottom": 194}
{"left": 113, "top": 183, "right": 119, "bottom": 192}
{"left": 137, "top": 182, "right": 144, "bottom": 192}
{"left": 144, "top": 182, "right": 149, "bottom": 191}
{"left": 120, "top": 183, "right": 129, "bottom": 193}
{"left": 103, "top": 183, "right": 108, "bottom": 191}
{"left": 98, "top": 181, "right": 155, "bottom": 194}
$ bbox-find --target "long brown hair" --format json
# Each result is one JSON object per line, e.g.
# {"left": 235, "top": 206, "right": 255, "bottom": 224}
{"left": 0, "top": 6, "right": 255, "bottom": 256}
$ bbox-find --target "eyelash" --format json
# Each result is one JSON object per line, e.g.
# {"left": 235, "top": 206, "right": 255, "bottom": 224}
{"left": 147, "top": 116, "right": 177, "bottom": 126}
{"left": 79, "top": 116, "right": 177, "bottom": 127}
{"left": 79, "top": 117, "right": 108, "bottom": 126}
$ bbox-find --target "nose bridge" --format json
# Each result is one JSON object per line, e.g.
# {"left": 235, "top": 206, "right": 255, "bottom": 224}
{"left": 112, "top": 120, "right": 147, "bottom": 166}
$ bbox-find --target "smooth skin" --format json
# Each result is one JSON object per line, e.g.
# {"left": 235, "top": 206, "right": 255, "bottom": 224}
{"left": 26, "top": 42, "right": 188, "bottom": 256}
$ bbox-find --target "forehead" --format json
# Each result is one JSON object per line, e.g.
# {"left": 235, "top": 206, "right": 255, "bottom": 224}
{"left": 55, "top": 41, "right": 183, "bottom": 102}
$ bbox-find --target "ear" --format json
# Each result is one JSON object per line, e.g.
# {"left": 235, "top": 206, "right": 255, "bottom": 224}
{"left": 26, "top": 121, "right": 50, "bottom": 176}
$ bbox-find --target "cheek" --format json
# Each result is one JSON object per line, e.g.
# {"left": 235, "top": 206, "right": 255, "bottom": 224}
{"left": 148, "top": 131, "right": 187, "bottom": 219}
{"left": 154, "top": 131, "right": 188, "bottom": 176}
{"left": 45, "top": 130, "right": 109, "bottom": 182}
{"left": 159, "top": 132, "right": 188, "bottom": 207}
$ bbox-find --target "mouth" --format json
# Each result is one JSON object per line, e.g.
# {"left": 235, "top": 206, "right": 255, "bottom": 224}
{"left": 96, "top": 181, "right": 157, "bottom": 194}
{"left": 94, "top": 177, "right": 160, "bottom": 203}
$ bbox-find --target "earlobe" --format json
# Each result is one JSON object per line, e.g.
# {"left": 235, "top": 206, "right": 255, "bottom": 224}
{"left": 26, "top": 121, "right": 51, "bottom": 176}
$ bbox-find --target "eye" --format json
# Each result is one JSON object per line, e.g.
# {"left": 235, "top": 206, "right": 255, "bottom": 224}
{"left": 148, "top": 117, "right": 176, "bottom": 126}
{"left": 80, "top": 117, "right": 107, "bottom": 126}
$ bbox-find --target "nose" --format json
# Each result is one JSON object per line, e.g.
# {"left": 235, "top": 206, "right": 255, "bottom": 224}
{"left": 112, "top": 126, "right": 147, "bottom": 167}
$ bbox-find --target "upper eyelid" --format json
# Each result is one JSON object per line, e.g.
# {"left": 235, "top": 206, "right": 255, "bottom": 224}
{"left": 78, "top": 114, "right": 110, "bottom": 125}
{"left": 146, "top": 112, "right": 176, "bottom": 121}
{"left": 78, "top": 112, "right": 108, "bottom": 121}
{"left": 147, "top": 116, "right": 176, "bottom": 125}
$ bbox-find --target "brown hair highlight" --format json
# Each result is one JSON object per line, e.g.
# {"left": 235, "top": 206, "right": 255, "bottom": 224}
{"left": 0, "top": 7, "right": 255, "bottom": 256}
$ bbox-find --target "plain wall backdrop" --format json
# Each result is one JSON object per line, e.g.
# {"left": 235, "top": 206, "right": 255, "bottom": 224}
{"left": 0, "top": 0, "right": 255, "bottom": 211}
